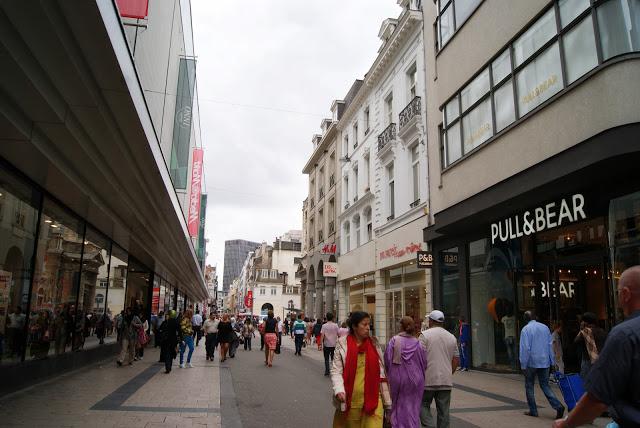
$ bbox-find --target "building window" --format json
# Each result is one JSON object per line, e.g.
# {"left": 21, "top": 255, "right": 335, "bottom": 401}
{"left": 270, "top": 287, "right": 277, "bottom": 296}
{"left": 411, "top": 145, "right": 420, "bottom": 204}
{"left": 354, "top": 215, "right": 361, "bottom": 248}
{"left": 364, "top": 153, "right": 371, "bottom": 190}
{"left": 344, "top": 221, "right": 351, "bottom": 252}
{"left": 270, "top": 269, "right": 278, "bottom": 279}
{"left": 343, "top": 136, "right": 349, "bottom": 157}
{"left": 286, "top": 286, "right": 294, "bottom": 294}
{"left": 344, "top": 176, "right": 349, "bottom": 206}
{"left": 354, "top": 167, "right": 359, "bottom": 201}
{"left": 387, "top": 163, "right": 395, "bottom": 220}
{"left": 436, "top": 0, "right": 483, "bottom": 50}
{"left": 365, "top": 207, "right": 373, "bottom": 242}
{"left": 440, "top": 0, "right": 635, "bottom": 169}
{"left": 385, "top": 93, "right": 394, "bottom": 126}
{"left": 408, "top": 63, "right": 417, "bottom": 99}
{"left": 261, "top": 269, "right": 269, "bottom": 279}
{"left": 260, "top": 287, "right": 266, "bottom": 295}
{"left": 353, "top": 123, "right": 359, "bottom": 148}
{"left": 364, "top": 107, "right": 370, "bottom": 134}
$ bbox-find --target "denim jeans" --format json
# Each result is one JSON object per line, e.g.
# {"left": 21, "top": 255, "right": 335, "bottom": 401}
{"left": 459, "top": 342, "right": 470, "bottom": 369}
{"left": 323, "top": 346, "right": 335, "bottom": 374}
{"left": 420, "top": 389, "right": 451, "bottom": 428}
{"left": 524, "top": 367, "right": 563, "bottom": 415}
{"left": 505, "top": 336, "right": 516, "bottom": 369}
{"left": 180, "top": 335, "right": 194, "bottom": 364}
{"left": 294, "top": 334, "right": 304, "bottom": 354}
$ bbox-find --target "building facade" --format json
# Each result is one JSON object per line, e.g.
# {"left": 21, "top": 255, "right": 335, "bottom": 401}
{"left": 336, "top": 0, "right": 431, "bottom": 344}
{"left": 422, "top": 0, "right": 640, "bottom": 372}
{"left": 0, "top": 0, "right": 208, "bottom": 394}
{"left": 222, "top": 239, "right": 260, "bottom": 292}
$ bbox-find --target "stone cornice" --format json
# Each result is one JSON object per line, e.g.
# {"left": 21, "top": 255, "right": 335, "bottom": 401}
{"left": 303, "top": 121, "right": 338, "bottom": 174}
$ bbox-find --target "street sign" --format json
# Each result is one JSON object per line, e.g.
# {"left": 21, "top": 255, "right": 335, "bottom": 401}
{"left": 417, "top": 251, "right": 433, "bottom": 268}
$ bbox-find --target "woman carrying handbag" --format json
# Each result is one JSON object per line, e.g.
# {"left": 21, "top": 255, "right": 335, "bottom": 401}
{"left": 330, "top": 311, "right": 392, "bottom": 428}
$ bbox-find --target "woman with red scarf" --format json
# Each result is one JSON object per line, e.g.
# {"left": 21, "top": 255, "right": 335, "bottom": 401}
{"left": 331, "top": 311, "right": 389, "bottom": 428}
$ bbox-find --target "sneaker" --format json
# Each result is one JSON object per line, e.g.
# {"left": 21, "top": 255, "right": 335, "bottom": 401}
{"left": 116, "top": 361, "right": 122, "bottom": 367}
{"left": 188, "top": 362, "right": 193, "bottom": 368}
{"left": 180, "top": 363, "right": 185, "bottom": 368}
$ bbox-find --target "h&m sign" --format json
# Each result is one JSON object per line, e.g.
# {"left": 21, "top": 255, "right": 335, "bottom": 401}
{"left": 491, "top": 194, "right": 586, "bottom": 244}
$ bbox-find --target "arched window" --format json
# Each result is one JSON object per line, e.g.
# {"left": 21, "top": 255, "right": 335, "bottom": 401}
{"left": 364, "top": 207, "right": 372, "bottom": 242}
{"left": 353, "top": 214, "right": 361, "bottom": 248}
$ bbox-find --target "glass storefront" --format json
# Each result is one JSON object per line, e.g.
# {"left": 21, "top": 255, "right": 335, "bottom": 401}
{"left": 0, "top": 163, "right": 194, "bottom": 368}
{"left": 437, "top": 188, "right": 640, "bottom": 372}
{"left": 384, "top": 263, "right": 427, "bottom": 336}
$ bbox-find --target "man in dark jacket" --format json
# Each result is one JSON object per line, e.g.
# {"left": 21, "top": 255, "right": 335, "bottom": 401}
{"left": 159, "top": 310, "right": 182, "bottom": 374}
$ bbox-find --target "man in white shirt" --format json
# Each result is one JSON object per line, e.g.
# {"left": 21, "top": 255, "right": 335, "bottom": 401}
{"left": 320, "top": 312, "right": 339, "bottom": 376}
{"left": 203, "top": 313, "right": 220, "bottom": 361}
{"left": 419, "top": 310, "right": 459, "bottom": 428}
{"left": 191, "top": 310, "right": 203, "bottom": 346}
{"left": 276, "top": 316, "right": 284, "bottom": 351}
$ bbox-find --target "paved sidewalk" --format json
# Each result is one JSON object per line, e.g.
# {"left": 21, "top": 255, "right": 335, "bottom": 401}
{"left": 0, "top": 343, "right": 221, "bottom": 428}
{"left": 280, "top": 335, "right": 608, "bottom": 428}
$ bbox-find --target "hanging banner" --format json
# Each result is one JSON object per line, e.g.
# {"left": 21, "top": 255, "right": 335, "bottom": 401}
{"left": 188, "top": 149, "right": 204, "bottom": 237}
{"left": 245, "top": 290, "right": 253, "bottom": 308}
{"left": 323, "top": 262, "right": 338, "bottom": 278}
{"left": 115, "top": 0, "right": 149, "bottom": 19}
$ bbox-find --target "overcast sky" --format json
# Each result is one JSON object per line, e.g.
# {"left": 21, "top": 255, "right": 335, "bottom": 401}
{"left": 191, "top": 1, "right": 402, "bottom": 284}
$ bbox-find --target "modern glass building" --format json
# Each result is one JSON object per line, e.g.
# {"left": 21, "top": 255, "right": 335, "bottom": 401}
{"left": 0, "top": 0, "right": 207, "bottom": 394}
{"left": 223, "top": 240, "right": 260, "bottom": 292}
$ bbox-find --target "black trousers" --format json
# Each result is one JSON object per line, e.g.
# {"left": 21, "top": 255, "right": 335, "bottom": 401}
{"left": 161, "top": 344, "right": 175, "bottom": 372}
{"left": 205, "top": 333, "right": 217, "bottom": 359}
{"left": 193, "top": 326, "right": 202, "bottom": 345}
{"left": 260, "top": 334, "right": 264, "bottom": 350}
{"left": 294, "top": 334, "right": 304, "bottom": 354}
{"left": 323, "top": 346, "right": 335, "bottom": 374}
{"left": 244, "top": 337, "right": 252, "bottom": 350}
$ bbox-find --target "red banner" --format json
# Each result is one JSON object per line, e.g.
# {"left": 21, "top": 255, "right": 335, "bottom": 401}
{"left": 188, "top": 149, "right": 204, "bottom": 237}
{"left": 115, "top": 0, "right": 149, "bottom": 19}
{"left": 245, "top": 291, "right": 253, "bottom": 308}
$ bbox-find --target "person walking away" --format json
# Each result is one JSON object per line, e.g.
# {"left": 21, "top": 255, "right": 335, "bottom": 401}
{"left": 179, "top": 309, "right": 195, "bottom": 368}
{"left": 458, "top": 317, "right": 470, "bottom": 372}
{"left": 519, "top": 310, "right": 565, "bottom": 419}
{"left": 338, "top": 322, "right": 349, "bottom": 338}
{"left": 553, "top": 265, "right": 640, "bottom": 428}
{"left": 95, "top": 312, "right": 107, "bottom": 345}
{"left": 217, "top": 314, "right": 234, "bottom": 362}
{"left": 293, "top": 314, "right": 306, "bottom": 356}
{"left": 574, "top": 312, "right": 607, "bottom": 382}
{"left": 331, "top": 311, "right": 390, "bottom": 428}
{"left": 117, "top": 307, "right": 141, "bottom": 366}
{"left": 242, "top": 318, "right": 255, "bottom": 351}
{"left": 385, "top": 316, "right": 427, "bottom": 428}
{"left": 8, "top": 306, "right": 26, "bottom": 358}
{"left": 419, "top": 310, "right": 460, "bottom": 428}
{"left": 321, "top": 312, "right": 339, "bottom": 376}
{"left": 135, "top": 313, "right": 149, "bottom": 361}
{"left": 313, "top": 318, "right": 323, "bottom": 350}
{"left": 29, "top": 310, "right": 51, "bottom": 359}
{"left": 192, "top": 310, "right": 203, "bottom": 347}
{"left": 306, "top": 318, "right": 313, "bottom": 347}
{"left": 263, "top": 310, "right": 278, "bottom": 367}
{"left": 203, "top": 312, "right": 219, "bottom": 361}
{"left": 159, "top": 310, "right": 181, "bottom": 373}
{"left": 152, "top": 311, "right": 164, "bottom": 348}
{"left": 284, "top": 317, "right": 290, "bottom": 336}
{"left": 551, "top": 322, "right": 564, "bottom": 375}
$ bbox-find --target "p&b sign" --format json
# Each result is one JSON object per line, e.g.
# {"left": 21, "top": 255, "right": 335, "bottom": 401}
{"left": 416, "top": 251, "right": 433, "bottom": 268}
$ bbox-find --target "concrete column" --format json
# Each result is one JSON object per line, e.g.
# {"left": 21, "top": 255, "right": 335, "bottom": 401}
{"left": 337, "top": 280, "right": 348, "bottom": 324}
{"left": 315, "top": 280, "right": 324, "bottom": 319}
{"left": 305, "top": 287, "right": 314, "bottom": 317}
{"left": 325, "top": 277, "right": 335, "bottom": 318}
{"left": 375, "top": 269, "right": 388, "bottom": 344}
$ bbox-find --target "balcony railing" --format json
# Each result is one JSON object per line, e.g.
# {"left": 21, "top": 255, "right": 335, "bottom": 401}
{"left": 329, "top": 174, "right": 335, "bottom": 188}
{"left": 310, "top": 198, "right": 315, "bottom": 208}
{"left": 319, "top": 187, "right": 324, "bottom": 199}
{"left": 318, "top": 230, "right": 323, "bottom": 242}
{"left": 399, "top": 96, "right": 421, "bottom": 129}
{"left": 410, "top": 199, "right": 421, "bottom": 208}
{"left": 353, "top": 195, "right": 358, "bottom": 203}
{"left": 344, "top": 201, "right": 350, "bottom": 210}
{"left": 377, "top": 123, "right": 396, "bottom": 152}
{"left": 329, "top": 220, "right": 335, "bottom": 234}
{"left": 309, "top": 238, "right": 314, "bottom": 247}
{"left": 353, "top": 142, "right": 358, "bottom": 149}
{"left": 387, "top": 214, "right": 395, "bottom": 221}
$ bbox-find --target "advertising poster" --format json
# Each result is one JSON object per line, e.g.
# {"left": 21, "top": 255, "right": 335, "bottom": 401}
{"left": 0, "top": 270, "right": 13, "bottom": 333}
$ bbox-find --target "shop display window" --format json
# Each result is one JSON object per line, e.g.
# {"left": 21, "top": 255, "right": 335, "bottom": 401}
{"left": 384, "top": 264, "right": 427, "bottom": 338}
{"left": 469, "top": 238, "right": 518, "bottom": 371}
{"left": 152, "top": 275, "right": 161, "bottom": 315}
{"left": 440, "top": 247, "right": 460, "bottom": 334}
{"left": 107, "top": 245, "right": 128, "bottom": 322}
{"left": 0, "top": 168, "right": 40, "bottom": 365}
{"left": 74, "top": 227, "right": 112, "bottom": 351}
{"left": 125, "top": 259, "right": 150, "bottom": 319}
{"left": 30, "top": 198, "right": 84, "bottom": 359}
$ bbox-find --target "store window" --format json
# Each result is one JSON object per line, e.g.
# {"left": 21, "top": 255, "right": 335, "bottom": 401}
{"left": 559, "top": 0, "right": 590, "bottom": 27}
{"left": 469, "top": 238, "right": 517, "bottom": 371}
{"left": 159, "top": 279, "right": 167, "bottom": 314}
{"left": 493, "top": 80, "right": 515, "bottom": 132}
{"left": 30, "top": 198, "right": 84, "bottom": 358}
{"left": 440, "top": 247, "right": 460, "bottom": 333}
{"left": 563, "top": 16, "right": 598, "bottom": 84}
{"left": 462, "top": 97, "right": 493, "bottom": 154}
{"left": 516, "top": 42, "right": 563, "bottom": 116}
{"left": 126, "top": 258, "right": 149, "bottom": 318}
{"left": 385, "top": 265, "right": 427, "bottom": 337}
{"left": 77, "top": 227, "right": 111, "bottom": 350}
{"left": 609, "top": 191, "right": 640, "bottom": 323}
{"left": 107, "top": 245, "right": 128, "bottom": 319}
{"left": 513, "top": 8, "right": 557, "bottom": 67}
{"left": 0, "top": 168, "right": 40, "bottom": 364}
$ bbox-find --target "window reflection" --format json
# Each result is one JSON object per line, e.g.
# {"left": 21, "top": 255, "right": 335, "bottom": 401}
{"left": 0, "top": 168, "right": 39, "bottom": 365}
{"left": 29, "top": 199, "right": 84, "bottom": 358}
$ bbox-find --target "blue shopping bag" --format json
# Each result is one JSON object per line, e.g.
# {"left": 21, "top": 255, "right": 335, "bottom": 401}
{"left": 554, "top": 372, "right": 585, "bottom": 412}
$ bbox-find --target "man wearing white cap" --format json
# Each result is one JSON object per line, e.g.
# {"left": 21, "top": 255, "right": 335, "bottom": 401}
{"left": 419, "top": 310, "right": 460, "bottom": 428}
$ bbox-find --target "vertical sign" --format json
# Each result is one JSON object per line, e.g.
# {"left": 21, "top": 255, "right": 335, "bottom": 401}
{"left": 170, "top": 58, "right": 196, "bottom": 189}
{"left": 188, "top": 149, "right": 204, "bottom": 237}
{"left": 115, "top": 0, "right": 149, "bottom": 19}
{"left": 197, "top": 194, "right": 207, "bottom": 269}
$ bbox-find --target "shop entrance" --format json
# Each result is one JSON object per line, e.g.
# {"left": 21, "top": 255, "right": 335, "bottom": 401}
{"left": 519, "top": 217, "right": 610, "bottom": 373}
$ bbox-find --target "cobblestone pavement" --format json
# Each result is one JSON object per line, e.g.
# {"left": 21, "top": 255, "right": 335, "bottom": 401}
{"left": 0, "top": 343, "right": 221, "bottom": 428}
{"left": 279, "top": 335, "right": 608, "bottom": 428}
